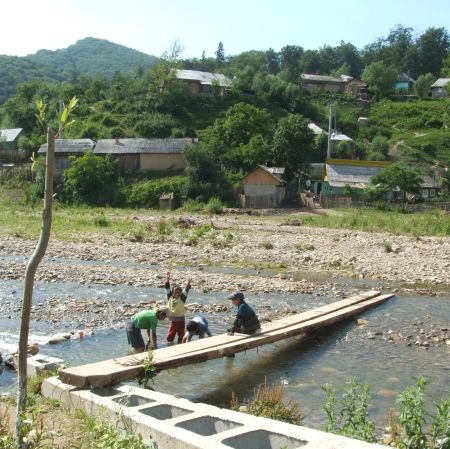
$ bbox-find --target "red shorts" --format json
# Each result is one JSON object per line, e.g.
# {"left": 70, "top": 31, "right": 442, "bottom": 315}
{"left": 167, "top": 320, "right": 185, "bottom": 343}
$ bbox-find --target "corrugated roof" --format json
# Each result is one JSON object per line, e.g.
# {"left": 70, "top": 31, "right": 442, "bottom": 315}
{"left": 330, "top": 133, "right": 353, "bottom": 142}
{"left": 301, "top": 74, "right": 344, "bottom": 83}
{"left": 94, "top": 138, "right": 195, "bottom": 154}
{"left": 260, "top": 165, "right": 285, "bottom": 183}
{"left": 326, "top": 163, "right": 385, "bottom": 187}
{"left": 38, "top": 139, "right": 95, "bottom": 154}
{"left": 308, "top": 123, "right": 325, "bottom": 135}
{"left": 175, "top": 69, "right": 232, "bottom": 87}
{"left": 0, "top": 128, "right": 23, "bottom": 142}
{"left": 431, "top": 78, "right": 450, "bottom": 88}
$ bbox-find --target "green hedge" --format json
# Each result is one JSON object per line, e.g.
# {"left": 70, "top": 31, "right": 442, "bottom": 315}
{"left": 126, "top": 176, "right": 185, "bottom": 208}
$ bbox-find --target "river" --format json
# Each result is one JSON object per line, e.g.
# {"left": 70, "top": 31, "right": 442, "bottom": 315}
{"left": 0, "top": 273, "right": 449, "bottom": 431}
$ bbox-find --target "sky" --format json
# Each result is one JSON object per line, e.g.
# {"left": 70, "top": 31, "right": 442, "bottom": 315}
{"left": 2, "top": 0, "right": 450, "bottom": 59}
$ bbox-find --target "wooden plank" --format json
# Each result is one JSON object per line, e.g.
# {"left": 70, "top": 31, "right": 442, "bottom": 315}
{"left": 58, "top": 290, "right": 383, "bottom": 387}
{"left": 59, "top": 291, "right": 391, "bottom": 388}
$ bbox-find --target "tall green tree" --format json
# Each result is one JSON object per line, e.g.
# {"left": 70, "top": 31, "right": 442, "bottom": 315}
{"left": 361, "top": 61, "right": 397, "bottom": 100}
{"left": 279, "top": 45, "right": 303, "bottom": 81}
{"left": 272, "top": 113, "right": 315, "bottom": 180}
{"left": 215, "top": 41, "right": 225, "bottom": 64}
{"left": 184, "top": 142, "right": 231, "bottom": 201}
{"left": 370, "top": 162, "right": 423, "bottom": 199}
{"left": 416, "top": 27, "right": 450, "bottom": 77}
{"left": 414, "top": 73, "right": 435, "bottom": 98}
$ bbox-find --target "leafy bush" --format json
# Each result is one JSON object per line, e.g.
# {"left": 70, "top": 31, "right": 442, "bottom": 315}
{"left": 231, "top": 380, "right": 303, "bottom": 425}
{"left": 205, "top": 197, "right": 224, "bottom": 214}
{"left": 62, "top": 152, "right": 123, "bottom": 206}
{"left": 181, "top": 198, "right": 205, "bottom": 213}
{"left": 126, "top": 176, "right": 184, "bottom": 209}
{"left": 134, "top": 113, "right": 177, "bottom": 138}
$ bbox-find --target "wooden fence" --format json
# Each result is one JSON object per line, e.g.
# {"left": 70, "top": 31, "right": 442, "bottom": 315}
{"left": 0, "top": 165, "right": 34, "bottom": 182}
{"left": 320, "top": 196, "right": 450, "bottom": 212}
{"left": 240, "top": 193, "right": 281, "bottom": 209}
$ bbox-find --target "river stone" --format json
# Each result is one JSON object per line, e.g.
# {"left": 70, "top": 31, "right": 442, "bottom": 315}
{"left": 48, "top": 333, "right": 71, "bottom": 344}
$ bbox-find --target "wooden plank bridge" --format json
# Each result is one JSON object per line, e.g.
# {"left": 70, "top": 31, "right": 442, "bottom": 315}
{"left": 59, "top": 290, "right": 394, "bottom": 388}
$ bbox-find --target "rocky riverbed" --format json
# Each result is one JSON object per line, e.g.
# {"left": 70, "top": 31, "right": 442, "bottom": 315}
{"left": 0, "top": 212, "right": 449, "bottom": 338}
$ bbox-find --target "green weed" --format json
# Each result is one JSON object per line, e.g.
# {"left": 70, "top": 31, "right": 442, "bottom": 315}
{"left": 322, "top": 377, "right": 376, "bottom": 442}
{"left": 231, "top": 380, "right": 303, "bottom": 425}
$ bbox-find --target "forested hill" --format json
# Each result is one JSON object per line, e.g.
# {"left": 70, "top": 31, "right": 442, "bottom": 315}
{"left": 0, "top": 37, "right": 158, "bottom": 104}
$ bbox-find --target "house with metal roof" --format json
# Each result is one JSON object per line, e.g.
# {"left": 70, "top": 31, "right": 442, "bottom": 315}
{"left": 38, "top": 139, "right": 95, "bottom": 175}
{"left": 93, "top": 138, "right": 196, "bottom": 172}
{"left": 240, "top": 165, "right": 286, "bottom": 208}
{"left": 174, "top": 69, "right": 232, "bottom": 95}
{"left": 431, "top": 78, "right": 450, "bottom": 98}
{"left": 321, "top": 159, "right": 391, "bottom": 196}
{"left": 0, "top": 128, "right": 23, "bottom": 151}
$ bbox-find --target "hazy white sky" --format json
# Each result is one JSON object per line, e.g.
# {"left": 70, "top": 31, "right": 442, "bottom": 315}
{"left": 2, "top": 0, "right": 450, "bottom": 58}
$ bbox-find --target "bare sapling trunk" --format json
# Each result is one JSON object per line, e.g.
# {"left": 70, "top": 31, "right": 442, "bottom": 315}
{"left": 16, "top": 128, "right": 55, "bottom": 448}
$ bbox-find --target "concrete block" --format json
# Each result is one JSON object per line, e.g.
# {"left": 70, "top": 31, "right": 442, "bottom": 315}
{"left": 41, "top": 377, "right": 387, "bottom": 449}
{"left": 28, "top": 354, "right": 65, "bottom": 376}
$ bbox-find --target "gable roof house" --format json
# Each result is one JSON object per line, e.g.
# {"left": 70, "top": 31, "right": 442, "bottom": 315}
{"left": 300, "top": 74, "right": 346, "bottom": 94}
{"left": 430, "top": 78, "right": 450, "bottom": 98}
{"left": 38, "top": 138, "right": 95, "bottom": 177}
{"left": 174, "top": 69, "right": 232, "bottom": 95}
{"left": 93, "top": 138, "right": 196, "bottom": 172}
{"left": 0, "top": 128, "right": 23, "bottom": 151}
{"left": 393, "top": 73, "right": 415, "bottom": 93}
{"left": 240, "top": 165, "right": 286, "bottom": 208}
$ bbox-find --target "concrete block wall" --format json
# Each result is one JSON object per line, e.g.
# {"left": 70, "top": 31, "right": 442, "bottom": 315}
{"left": 42, "top": 377, "right": 386, "bottom": 449}
{"left": 27, "top": 354, "right": 65, "bottom": 376}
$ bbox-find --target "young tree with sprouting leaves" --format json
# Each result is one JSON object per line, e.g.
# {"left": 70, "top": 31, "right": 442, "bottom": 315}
{"left": 16, "top": 97, "right": 77, "bottom": 449}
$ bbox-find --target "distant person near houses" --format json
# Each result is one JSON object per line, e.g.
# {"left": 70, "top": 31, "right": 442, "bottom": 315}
{"left": 166, "top": 271, "right": 192, "bottom": 344}
{"left": 126, "top": 308, "right": 168, "bottom": 353}
{"left": 227, "top": 291, "right": 261, "bottom": 335}
{"left": 182, "top": 316, "right": 212, "bottom": 343}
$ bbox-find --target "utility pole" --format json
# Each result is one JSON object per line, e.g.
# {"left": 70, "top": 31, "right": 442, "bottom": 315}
{"left": 327, "top": 103, "right": 334, "bottom": 159}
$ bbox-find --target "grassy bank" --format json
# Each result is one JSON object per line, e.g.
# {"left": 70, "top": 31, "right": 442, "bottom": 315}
{"left": 287, "top": 208, "right": 450, "bottom": 237}
{"left": 1, "top": 185, "right": 449, "bottom": 238}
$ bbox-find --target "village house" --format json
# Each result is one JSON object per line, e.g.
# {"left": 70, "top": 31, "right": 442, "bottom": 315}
{"left": 38, "top": 138, "right": 95, "bottom": 177}
{"left": 393, "top": 72, "right": 415, "bottom": 93}
{"left": 93, "top": 137, "right": 196, "bottom": 172}
{"left": 430, "top": 78, "right": 450, "bottom": 98}
{"left": 240, "top": 165, "right": 286, "bottom": 208}
{"left": 0, "top": 128, "right": 23, "bottom": 151}
{"left": 174, "top": 69, "right": 232, "bottom": 95}
{"left": 321, "top": 158, "right": 390, "bottom": 197}
{"left": 300, "top": 74, "right": 346, "bottom": 93}
{"left": 308, "top": 122, "right": 354, "bottom": 157}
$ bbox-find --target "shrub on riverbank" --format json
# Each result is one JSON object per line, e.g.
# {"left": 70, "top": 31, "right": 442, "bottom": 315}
{"left": 0, "top": 396, "right": 155, "bottom": 449}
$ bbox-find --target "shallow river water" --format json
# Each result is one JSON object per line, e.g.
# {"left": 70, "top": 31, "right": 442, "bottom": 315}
{"left": 0, "top": 275, "right": 449, "bottom": 431}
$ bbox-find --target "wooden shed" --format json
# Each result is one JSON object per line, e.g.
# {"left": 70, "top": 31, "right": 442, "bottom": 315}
{"left": 159, "top": 192, "right": 175, "bottom": 210}
{"left": 241, "top": 165, "right": 286, "bottom": 208}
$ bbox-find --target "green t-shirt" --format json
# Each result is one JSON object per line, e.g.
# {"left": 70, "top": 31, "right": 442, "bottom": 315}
{"left": 132, "top": 310, "right": 157, "bottom": 330}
